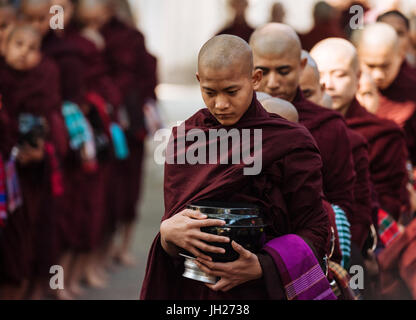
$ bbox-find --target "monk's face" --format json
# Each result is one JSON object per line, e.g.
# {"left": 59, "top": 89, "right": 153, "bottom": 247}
{"left": 253, "top": 51, "right": 306, "bottom": 102}
{"left": 359, "top": 44, "right": 403, "bottom": 90}
{"left": 0, "top": 8, "right": 16, "bottom": 54}
{"left": 21, "top": 2, "right": 51, "bottom": 36}
{"left": 379, "top": 15, "right": 410, "bottom": 57}
{"left": 197, "top": 64, "right": 262, "bottom": 126}
{"left": 51, "top": 0, "right": 74, "bottom": 28}
{"left": 5, "top": 29, "right": 42, "bottom": 71}
{"left": 299, "top": 64, "right": 324, "bottom": 106}
{"left": 313, "top": 52, "right": 359, "bottom": 112}
{"left": 356, "top": 73, "right": 379, "bottom": 114}
{"left": 77, "top": 3, "right": 111, "bottom": 30}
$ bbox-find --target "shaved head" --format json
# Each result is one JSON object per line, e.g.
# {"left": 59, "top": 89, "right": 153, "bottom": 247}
{"left": 198, "top": 34, "right": 253, "bottom": 77}
{"left": 310, "top": 38, "right": 360, "bottom": 115}
{"left": 261, "top": 97, "right": 299, "bottom": 123}
{"left": 196, "top": 35, "right": 262, "bottom": 126}
{"left": 20, "top": 0, "right": 51, "bottom": 36}
{"left": 255, "top": 91, "right": 272, "bottom": 102}
{"left": 311, "top": 38, "right": 359, "bottom": 73}
{"left": 299, "top": 50, "right": 325, "bottom": 106}
{"left": 250, "top": 23, "right": 302, "bottom": 60}
{"left": 77, "top": 0, "right": 113, "bottom": 29}
{"left": 358, "top": 23, "right": 404, "bottom": 90}
{"left": 250, "top": 23, "right": 306, "bottom": 102}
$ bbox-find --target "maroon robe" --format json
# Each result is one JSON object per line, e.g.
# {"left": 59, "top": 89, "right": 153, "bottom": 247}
{"left": 217, "top": 19, "right": 255, "bottom": 43}
{"left": 0, "top": 106, "right": 31, "bottom": 284}
{"left": 140, "top": 94, "right": 329, "bottom": 300}
{"left": 50, "top": 24, "right": 120, "bottom": 251}
{"left": 377, "top": 62, "right": 416, "bottom": 167}
{"left": 100, "top": 17, "right": 157, "bottom": 224}
{"left": 346, "top": 129, "right": 373, "bottom": 249}
{"left": 345, "top": 99, "right": 409, "bottom": 221}
{"left": 0, "top": 57, "right": 66, "bottom": 278}
{"left": 292, "top": 89, "right": 355, "bottom": 222}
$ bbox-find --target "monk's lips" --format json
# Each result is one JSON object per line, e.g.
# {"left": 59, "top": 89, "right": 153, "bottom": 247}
{"left": 186, "top": 203, "right": 267, "bottom": 263}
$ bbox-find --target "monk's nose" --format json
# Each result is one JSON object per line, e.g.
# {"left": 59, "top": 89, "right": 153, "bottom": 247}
{"left": 214, "top": 96, "right": 230, "bottom": 111}
{"left": 267, "top": 73, "right": 280, "bottom": 89}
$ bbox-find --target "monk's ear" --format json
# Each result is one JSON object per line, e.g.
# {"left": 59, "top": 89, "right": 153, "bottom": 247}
{"left": 300, "top": 57, "right": 307, "bottom": 72}
{"left": 252, "top": 69, "right": 262, "bottom": 88}
{"left": 196, "top": 73, "right": 201, "bottom": 83}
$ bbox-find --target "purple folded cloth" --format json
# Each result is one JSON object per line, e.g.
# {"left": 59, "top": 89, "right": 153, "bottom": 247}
{"left": 263, "top": 234, "right": 337, "bottom": 300}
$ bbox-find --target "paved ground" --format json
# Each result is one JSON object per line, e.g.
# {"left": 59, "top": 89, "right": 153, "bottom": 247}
{"left": 79, "top": 85, "right": 203, "bottom": 300}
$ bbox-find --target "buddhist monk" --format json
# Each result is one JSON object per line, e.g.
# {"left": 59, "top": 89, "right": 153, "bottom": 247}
{"left": 250, "top": 23, "right": 356, "bottom": 247}
{"left": 141, "top": 35, "right": 334, "bottom": 300}
{"left": 260, "top": 98, "right": 299, "bottom": 123}
{"left": 77, "top": 0, "right": 158, "bottom": 268}
{"left": 377, "top": 10, "right": 414, "bottom": 69}
{"left": 356, "top": 72, "right": 379, "bottom": 115}
{"left": 357, "top": 23, "right": 416, "bottom": 177}
{"left": 311, "top": 37, "right": 410, "bottom": 223}
{"left": 0, "top": 24, "right": 66, "bottom": 300}
{"left": 310, "top": 37, "right": 416, "bottom": 298}
{"left": 216, "top": 0, "right": 254, "bottom": 43}
{"left": 301, "top": 48, "right": 372, "bottom": 252}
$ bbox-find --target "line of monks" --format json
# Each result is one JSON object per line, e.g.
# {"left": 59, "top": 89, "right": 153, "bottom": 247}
{"left": 0, "top": 0, "right": 157, "bottom": 299}
{"left": 141, "top": 7, "right": 416, "bottom": 300}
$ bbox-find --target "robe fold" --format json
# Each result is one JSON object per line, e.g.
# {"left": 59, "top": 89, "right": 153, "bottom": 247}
{"left": 346, "top": 129, "right": 373, "bottom": 249}
{"left": 292, "top": 89, "right": 355, "bottom": 223}
{"left": 377, "top": 62, "right": 416, "bottom": 167}
{"left": 345, "top": 99, "right": 409, "bottom": 221}
{"left": 140, "top": 94, "right": 329, "bottom": 300}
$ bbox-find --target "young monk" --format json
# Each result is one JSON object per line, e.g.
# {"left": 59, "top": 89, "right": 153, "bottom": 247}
{"left": 77, "top": 0, "right": 158, "bottom": 267}
{"left": 357, "top": 23, "right": 416, "bottom": 175}
{"left": 300, "top": 49, "right": 372, "bottom": 253}
{"left": 141, "top": 35, "right": 334, "bottom": 300}
{"left": 311, "top": 37, "right": 410, "bottom": 225}
{"left": 249, "top": 23, "right": 356, "bottom": 247}
{"left": 0, "top": 24, "right": 66, "bottom": 299}
{"left": 216, "top": 0, "right": 254, "bottom": 43}
{"left": 299, "top": 50, "right": 332, "bottom": 109}
{"left": 356, "top": 72, "right": 380, "bottom": 115}
{"left": 377, "top": 10, "right": 415, "bottom": 70}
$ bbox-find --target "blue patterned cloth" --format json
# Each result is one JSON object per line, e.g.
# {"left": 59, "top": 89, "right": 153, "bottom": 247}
{"left": 61, "top": 101, "right": 93, "bottom": 150}
{"left": 332, "top": 204, "right": 351, "bottom": 269}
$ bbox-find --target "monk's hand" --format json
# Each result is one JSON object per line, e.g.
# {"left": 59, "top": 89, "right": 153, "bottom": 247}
{"left": 194, "top": 241, "right": 263, "bottom": 292}
{"left": 17, "top": 139, "right": 45, "bottom": 165}
{"left": 160, "top": 209, "right": 230, "bottom": 260}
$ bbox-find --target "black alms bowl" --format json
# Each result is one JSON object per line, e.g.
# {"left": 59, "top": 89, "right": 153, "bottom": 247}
{"left": 186, "top": 202, "right": 267, "bottom": 262}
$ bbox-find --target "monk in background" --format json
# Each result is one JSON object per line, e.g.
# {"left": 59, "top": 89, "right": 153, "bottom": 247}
{"left": 357, "top": 23, "right": 416, "bottom": 191}
{"left": 216, "top": 0, "right": 254, "bottom": 43}
{"left": 0, "top": 24, "right": 66, "bottom": 300}
{"left": 250, "top": 23, "right": 356, "bottom": 268}
{"left": 77, "top": 0, "right": 158, "bottom": 267}
{"left": 300, "top": 49, "right": 372, "bottom": 254}
{"left": 141, "top": 34, "right": 333, "bottom": 300}
{"left": 310, "top": 38, "right": 416, "bottom": 299}
{"left": 377, "top": 10, "right": 416, "bottom": 71}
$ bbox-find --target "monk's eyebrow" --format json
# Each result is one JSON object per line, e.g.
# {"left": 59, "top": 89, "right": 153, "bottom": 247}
{"left": 223, "top": 85, "right": 240, "bottom": 91}
{"left": 202, "top": 87, "right": 215, "bottom": 91}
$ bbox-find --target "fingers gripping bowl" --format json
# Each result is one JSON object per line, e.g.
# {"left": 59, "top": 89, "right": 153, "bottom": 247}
{"left": 180, "top": 201, "right": 267, "bottom": 284}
